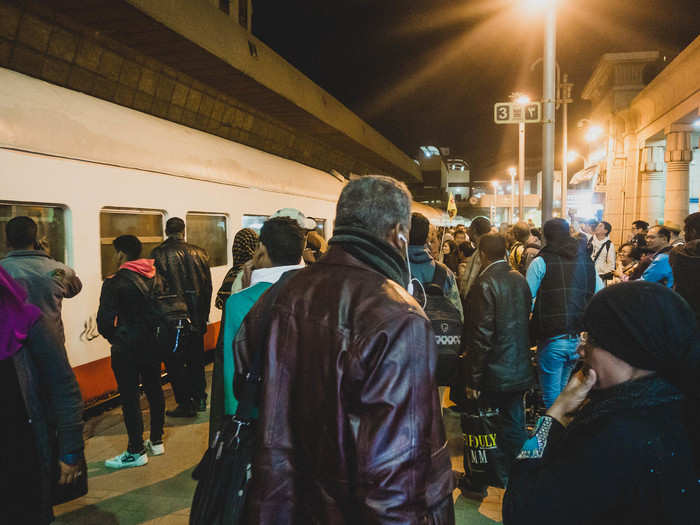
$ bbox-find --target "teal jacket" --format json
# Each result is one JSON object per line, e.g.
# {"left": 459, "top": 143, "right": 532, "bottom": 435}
{"left": 222, "top": 281, "right": 272, "bottom": 415}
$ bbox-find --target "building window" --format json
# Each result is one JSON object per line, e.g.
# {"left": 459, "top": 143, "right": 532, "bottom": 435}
{"left": 219, "top": 0, "right": 230, "bottom": 15}
{"left": 310, "top": 218, "right": 326, "bottom": 237}
{"left": 239, "top": 0, "right": 248, "bottom": 28}
{"left": 0, "top": 202, "right": 66, "bottom": 262}
{"left": 241, "top": 214, "right": 268, "bottom": 234}
{"left": 100, "top": 209, "right": 164, "bottom": 278}
{"left": 186, "top": 213, "right": 228, "bottom": 267}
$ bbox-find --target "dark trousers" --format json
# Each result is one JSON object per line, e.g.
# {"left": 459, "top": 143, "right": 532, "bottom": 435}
{"left": 480, "top": 390, "right": 528, "bottom": 476}
{"left": 111, "top": 351, "right": 165, "bottom": 453}
{"left": 165, "top": 332, "right": 206, "bottom": 407}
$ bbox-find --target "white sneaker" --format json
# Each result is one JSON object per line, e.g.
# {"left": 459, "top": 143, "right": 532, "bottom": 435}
{"left": 145, "top": 439, "right": 165, "bottom": 456}
{"left": 104, "top": 451, "right": 148, "bottom": 469}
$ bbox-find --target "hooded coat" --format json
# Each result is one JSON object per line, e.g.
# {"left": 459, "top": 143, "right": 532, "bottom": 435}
{"left": 670, "top": 239, "right": 700, "bottom": 323}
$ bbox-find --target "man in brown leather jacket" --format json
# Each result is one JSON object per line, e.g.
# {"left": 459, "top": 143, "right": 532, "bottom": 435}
{"left": 234, "top": 175, "right": 455, "bottom": 524}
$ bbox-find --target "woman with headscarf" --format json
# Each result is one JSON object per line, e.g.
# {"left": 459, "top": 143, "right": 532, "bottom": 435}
{"left": 0, "top": 267, "right": 85, "bottom": 524}
{"left": 210, "top": 228, "right": 259, "bottom": 438}
{"left": 503, "top": 281, "right": 700, "bottom": 524}
{"left": 214, "top": 228, "right": 259, "bottom": 310}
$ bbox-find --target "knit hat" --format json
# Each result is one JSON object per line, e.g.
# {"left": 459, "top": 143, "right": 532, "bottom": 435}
{"left": 583, "top": 281, "right": 700, "bottom": 397}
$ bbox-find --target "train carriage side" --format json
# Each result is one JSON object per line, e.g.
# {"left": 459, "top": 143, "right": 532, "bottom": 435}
{"left": 0, "top": 67, "right": 343, "bottom": 404}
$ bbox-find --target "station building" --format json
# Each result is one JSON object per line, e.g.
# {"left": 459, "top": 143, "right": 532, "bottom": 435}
{"left": 577, "top": 36, "right": 700, "bottom": 244}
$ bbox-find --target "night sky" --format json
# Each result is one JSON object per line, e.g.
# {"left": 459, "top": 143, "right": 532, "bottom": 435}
{"left": 253, "top": 0, "right": 699, "bottom": 179}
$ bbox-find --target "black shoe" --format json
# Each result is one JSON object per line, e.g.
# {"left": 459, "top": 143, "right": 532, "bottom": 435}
{"left": 166, "top": 404, "right": 196, "bottom": 418}
{"left": 196, "top": 398, "right": 207, "bottom": 412}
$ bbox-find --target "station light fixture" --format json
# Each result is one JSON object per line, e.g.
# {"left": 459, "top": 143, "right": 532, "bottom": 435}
{"left": 515, "top": 94, "right": 531, "bottom": 106}
{"left": 693, "top": 119, "right": 700, "bottom": 128}
{"left": 567, "top": 150, "right": 583, "bottom": 164}
{"left": 508, "top": 167, "right": 517, "bottom": 177}
{"left": 584, "top": 124, "right": 604, "bottom": 143}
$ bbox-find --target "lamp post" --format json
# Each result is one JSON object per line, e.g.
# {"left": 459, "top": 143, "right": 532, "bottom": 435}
{"left": 511, "top": 93, "right": 530, "bottom": 219}
{"left": 491, "top": 180, "right": 499, "bottom": 225}
{"left": 508, "top": 167, "right": 517, "bottom": 222}
{"left": 560, "top": 74, "right": 573, "bottom": 217}
{"left": 542, "top": 6, "right": 557, "bottom": 225}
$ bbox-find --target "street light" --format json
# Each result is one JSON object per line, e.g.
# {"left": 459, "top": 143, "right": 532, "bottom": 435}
{"left": 491, "top": 180, "right": 499, "bottom": 224}
{"left": 508, "top": 167, "right": 517, "bottom": 223}
{"left": 567, "top": 150, "right": 585, "bottom": 165}
{"left": 510, "top": 92, "right": 530, "bottom": 219}
{"left": 584, "top": 125, "right": 604, "bottom": 143}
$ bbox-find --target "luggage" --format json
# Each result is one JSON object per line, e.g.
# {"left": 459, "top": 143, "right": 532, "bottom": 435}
{"left": 413, "top": 263, "right": 463, "bottom": 386}
{"left": 460, "top": 401, "right": 508, "bottom": 489}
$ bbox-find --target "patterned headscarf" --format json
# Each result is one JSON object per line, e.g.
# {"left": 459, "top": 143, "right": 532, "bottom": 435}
{"left": 215, "top": 228, "right": 259, "bottom": 309}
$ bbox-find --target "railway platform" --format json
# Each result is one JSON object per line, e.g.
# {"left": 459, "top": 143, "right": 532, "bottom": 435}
{"left": 54, "top": 367, "right": 504, "bottom": 525}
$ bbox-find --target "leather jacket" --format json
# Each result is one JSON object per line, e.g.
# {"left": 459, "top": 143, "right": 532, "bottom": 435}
{"left": 151, "top": 237, "right": 212, "bottom": 333}
{"left": 463, "top": 260, "right": 534, "bottom": 393}
{"left": 234, "top": 246, "right": 455, "bottom": 524}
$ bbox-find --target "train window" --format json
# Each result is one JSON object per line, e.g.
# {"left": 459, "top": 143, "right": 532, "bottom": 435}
{"left": 241, "top": 214, "right": 268, "bottom": 234}
{"left": 186, "top": 213, "right": 228, "bottom": 267}
{"left": 100, "top": 209, "right": 164, "bottom": 278}
{"left": 310, "top": 218, "right": 326, "bottom": 237}
{"left": 0, "top": 203, "right": 66, "bottom": 262}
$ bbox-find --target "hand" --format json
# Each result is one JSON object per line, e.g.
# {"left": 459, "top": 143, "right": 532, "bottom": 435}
{"left": 465, "top": 387, "right": 481, "bottom": 400}
{"left": 58, "top": 460, "right": 82, "bottom": 485}
{"left": 546, "top": 369, "right": 597, "bottom": 427}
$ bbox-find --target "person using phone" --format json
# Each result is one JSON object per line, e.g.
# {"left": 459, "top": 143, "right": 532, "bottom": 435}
{"left": 503, "top": 281, "right": 699, "bottom": 524}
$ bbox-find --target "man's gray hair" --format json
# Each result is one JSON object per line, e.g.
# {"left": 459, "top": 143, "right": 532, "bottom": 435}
{"left": 335, "top": 175, "right": 412, "bottom": 238}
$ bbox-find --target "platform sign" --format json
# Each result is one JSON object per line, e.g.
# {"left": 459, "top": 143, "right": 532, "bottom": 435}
{"left": 494, "top": 102, "right": 542, "bottom": 124}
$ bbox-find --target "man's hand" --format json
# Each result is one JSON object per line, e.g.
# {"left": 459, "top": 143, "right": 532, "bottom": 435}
{"left": 58, "top": 460, "right": 82, "bottom": 485}
{"left": 465, "top": 387, "right": 481, "bottom": 400}
{"left": 546, "top": 369, "right": 597, "bottom": 427}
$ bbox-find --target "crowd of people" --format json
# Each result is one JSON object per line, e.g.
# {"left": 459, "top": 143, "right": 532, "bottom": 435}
{"left": 1, "top": 176, "right": 699, "bottom": 524}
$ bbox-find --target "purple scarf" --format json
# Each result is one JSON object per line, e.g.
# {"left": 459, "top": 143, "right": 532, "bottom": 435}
{"left": 0, "top": 266, "right": 41, "bottom": 361}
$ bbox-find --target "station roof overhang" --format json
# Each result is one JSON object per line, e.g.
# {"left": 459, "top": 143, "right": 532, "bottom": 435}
{"left": 44, "top": 0, "right": 421, "bottom": 183}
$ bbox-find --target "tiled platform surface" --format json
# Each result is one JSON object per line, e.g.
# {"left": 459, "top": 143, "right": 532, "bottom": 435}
{"left": 55, "top": 369, "right": 503, "bottom": 524}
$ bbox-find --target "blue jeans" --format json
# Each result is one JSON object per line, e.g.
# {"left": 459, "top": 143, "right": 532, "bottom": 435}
{"left": 537, "top": 335, "right": 579, "bottom": 409}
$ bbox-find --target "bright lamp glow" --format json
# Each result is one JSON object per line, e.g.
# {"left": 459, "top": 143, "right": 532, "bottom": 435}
{"left": 567, "top": 150, "right": 581, "bottom": 163}
{"left": 584, "top": 125, "right": 604, "bottom": 142}
{"left": 693, "top": 119, "right": 700, "bottom": 128}
{"left": 508, "top": 167, "right": 517, "bottom": 177}
{"left": 515, "top": 95, "right": 531, "bottom": 105}
{"left": 521, "top": 0, "right": 557, "bottom": 12}
{"left": 491, "top": 180, "right": 499, "bottom": 188}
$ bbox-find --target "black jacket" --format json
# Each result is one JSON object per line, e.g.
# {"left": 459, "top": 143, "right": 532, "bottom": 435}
{"left": 531, "top": 239, "right": 596, "bottom": 341}
{"left": 151, "top": 237, "right": 212, "bottom": 333}
{"left": 9, "top": 317, "right": 84, "bottom": 524}
{"left": 670, "top": 239, "right": 700, "bottom": 324}
{"left": 97, "top": 267, "right": 159, "bottom": 355}
{"left": 463, "top": 260, "right": 534, "bottom": 392}
{"left": 503, "top": 377, "right": 699, "bottom": 524}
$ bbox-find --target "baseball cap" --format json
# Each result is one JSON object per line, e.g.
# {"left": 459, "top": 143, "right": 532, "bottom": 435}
{"left": 270, "top": 208, "right": 317, "bottom": 231}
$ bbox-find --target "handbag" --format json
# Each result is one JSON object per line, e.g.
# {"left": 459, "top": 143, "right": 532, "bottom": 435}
{"left": 189, "top": 271, "right": 297, "bottom": 525}
{"left": 460, "top": 400, "right": 508, "bottom": 489}
{"left": 52, "top": 456, "right": 88, "bottom": 505}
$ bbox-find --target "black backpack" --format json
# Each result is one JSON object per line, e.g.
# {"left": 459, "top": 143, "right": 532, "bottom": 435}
{"left": 413, "top": 263, "right": 464, "bottom": 386}
{"left": 121, "top": 271, "right": 191, "bottom": 359}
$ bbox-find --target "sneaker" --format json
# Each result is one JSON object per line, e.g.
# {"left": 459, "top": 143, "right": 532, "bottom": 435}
{"left": 145, "top": 440, "right": 165, "bottom": 456}
{"left": 166, "top": 404, "right": 196, "bottom": 418}
{"left": 105, "top": 451, "right": 148, "bottom": 469}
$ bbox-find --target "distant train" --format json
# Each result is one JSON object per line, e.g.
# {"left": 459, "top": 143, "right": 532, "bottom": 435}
{"left": 0, "top": 67, "right": 443, "bottom": 404}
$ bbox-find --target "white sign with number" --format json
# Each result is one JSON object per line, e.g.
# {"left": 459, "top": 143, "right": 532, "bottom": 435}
{"left": 494, "top": 102, "right": 541, "bottom": 124}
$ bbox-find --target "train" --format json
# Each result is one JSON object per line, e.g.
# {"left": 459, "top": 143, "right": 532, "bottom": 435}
{"left": 0, "top": 67, "right": 445, "bottom": 404}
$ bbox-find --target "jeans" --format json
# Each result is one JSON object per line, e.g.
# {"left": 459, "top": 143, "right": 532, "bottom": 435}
{"left": 537, "top": 335, "right": 579, "bottom": 409}
{"left": 165, "top": 332, "right": 206, "bottom": 407}
{"left": 111, "top": 350, "right": 165, "bottom": 453}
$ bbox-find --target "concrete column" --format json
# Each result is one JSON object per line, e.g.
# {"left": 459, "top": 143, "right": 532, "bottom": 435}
{"left": 663, "top": 126, "right": 692, "bottom": 226}
{"left": 639, "top": 145, "right": 666, "bottom": 224}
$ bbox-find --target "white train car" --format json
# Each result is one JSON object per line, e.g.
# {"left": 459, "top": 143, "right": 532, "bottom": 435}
{"left": 1, "top": 67, "right": 432, "bottom": 404}
{"left": 0, "top": 67, "right": 346, "bottom": 403}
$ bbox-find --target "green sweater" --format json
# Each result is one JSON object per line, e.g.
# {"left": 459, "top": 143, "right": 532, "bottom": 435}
{"left": 222, "top": 281, "right": 272, "bottom": 415}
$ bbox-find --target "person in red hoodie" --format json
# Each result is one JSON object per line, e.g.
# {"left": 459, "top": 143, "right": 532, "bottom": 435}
{"left": 97, "top": 235, "right": 165, "bottom": 468}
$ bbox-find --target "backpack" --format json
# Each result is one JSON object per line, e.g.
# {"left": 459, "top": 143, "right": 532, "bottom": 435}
{"left": 121, "top": 270, "right": 191, "bottom": 359}
{"left": 413, "top": 263, "right": 463, "bottom": 386}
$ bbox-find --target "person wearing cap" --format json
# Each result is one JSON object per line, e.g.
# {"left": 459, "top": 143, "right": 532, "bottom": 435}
{"left": 151, "top": 217, "right": 213, "bottom": 417}
{"left": 504, "top": 281, "right": 700, "bottom": 524}
{"left": 664, "top": 221, "right": 684, "bottom": 247}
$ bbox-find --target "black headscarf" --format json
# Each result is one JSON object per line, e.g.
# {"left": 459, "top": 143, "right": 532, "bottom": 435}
{"left": 583, "top": 281, "right": 700, "bottom": 398}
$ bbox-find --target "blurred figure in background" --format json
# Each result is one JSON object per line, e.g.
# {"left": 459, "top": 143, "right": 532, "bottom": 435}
{"left": 670, "top": 212, "right": 700, "bottom": 323}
